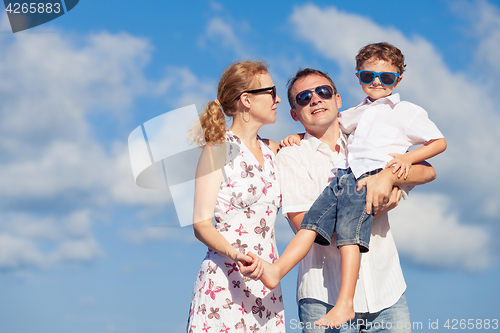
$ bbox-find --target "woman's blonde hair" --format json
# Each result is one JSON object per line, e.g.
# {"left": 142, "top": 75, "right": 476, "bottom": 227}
{"left": 192, "top": 61, "right": 268, "bottom": 146}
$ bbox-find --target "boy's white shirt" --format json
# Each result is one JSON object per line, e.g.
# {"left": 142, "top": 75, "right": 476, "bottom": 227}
{"left": 339, "top": 93, "right": 444, "bottom": 179}
{"left": 276, "top": 130, "right": 407, "bottom": 313}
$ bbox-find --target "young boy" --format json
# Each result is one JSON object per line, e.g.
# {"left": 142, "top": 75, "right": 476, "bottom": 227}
{"left": 254, "top": 42, "right": 447, "bottom": 328}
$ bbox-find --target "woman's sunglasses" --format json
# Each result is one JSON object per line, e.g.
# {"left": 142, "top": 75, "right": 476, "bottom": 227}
{"left": 357, "top": 71, "right": 401, "bottom": 86}
{"left": 294, "top": 85, "right": 334, "bottom": 107}
{"left": 236, "top": 86, "right": 276, "bottom": 101}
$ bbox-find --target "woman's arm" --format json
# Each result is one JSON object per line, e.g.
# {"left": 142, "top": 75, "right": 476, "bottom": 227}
{"left": 192, "top": 145, "right": 262, "bottom": 277}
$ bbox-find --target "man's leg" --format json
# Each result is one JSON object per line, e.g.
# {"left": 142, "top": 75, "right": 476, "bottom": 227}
{"left": 299, "top": 298, "right": 341, "bottom": 333}
{"left": 342, "top": 293, "right": 411, "bottom": 333}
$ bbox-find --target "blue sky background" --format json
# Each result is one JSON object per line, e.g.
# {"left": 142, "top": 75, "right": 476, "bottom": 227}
{"left": 1, "top": 1, "right": 499, "bottom": 332}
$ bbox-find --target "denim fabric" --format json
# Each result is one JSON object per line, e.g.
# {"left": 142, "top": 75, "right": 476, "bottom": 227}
{"left": 298, "top": 294, "right": 412, "bottom": 333}
{"left": 300, "top": 168, "right": 377, "bottom": 252}
{"left": 298, "top": 298, "right": 338, "bottom": 333}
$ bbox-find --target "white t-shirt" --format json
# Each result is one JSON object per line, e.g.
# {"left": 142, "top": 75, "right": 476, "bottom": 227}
{"left": 339, "top": 93, "right": 444, "bottom": 178}
{"left": 276, "top": 131, "right": 407, "bottom": 313}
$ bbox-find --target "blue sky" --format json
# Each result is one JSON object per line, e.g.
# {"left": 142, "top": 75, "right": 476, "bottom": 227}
{"left": 1, "top": 0, "right": 499, "bottom": 332}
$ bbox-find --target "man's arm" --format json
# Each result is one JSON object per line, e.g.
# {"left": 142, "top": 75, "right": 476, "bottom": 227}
{"left": 358, "top": 161, "right": 436, "bottom": 214}
{"left": 392, "top": 160, "right": 436, "bottom": 185}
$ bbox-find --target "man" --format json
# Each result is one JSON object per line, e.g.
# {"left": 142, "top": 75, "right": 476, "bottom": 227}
{"left": 275, "top": 68, "right": 436, "bottom": 332}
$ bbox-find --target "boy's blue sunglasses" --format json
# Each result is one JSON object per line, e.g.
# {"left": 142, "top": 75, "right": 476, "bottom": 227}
{"left": 357, "top": 71, "right": 401, "bottom": 85}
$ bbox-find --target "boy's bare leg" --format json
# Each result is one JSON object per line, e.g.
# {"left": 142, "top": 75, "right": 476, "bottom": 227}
{"left": 258, "top": 229, "right": 317, "bottom": 290}
{"left": 315, "top": 244, "right": 359, "bottom": 328}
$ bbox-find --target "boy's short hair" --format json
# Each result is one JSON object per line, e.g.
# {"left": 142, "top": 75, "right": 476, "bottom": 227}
{"left": 287, "top": 68, "right": 337, "bottom": 108}
{"left": 356, "top": 42, "right": 406, "bottom": 74}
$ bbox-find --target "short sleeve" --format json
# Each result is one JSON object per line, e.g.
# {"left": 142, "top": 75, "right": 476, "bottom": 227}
{"left": 338, "top": 107, "right": 363, "bottom": 134}
{"left": 404, "top": 103, "right": 444, "bottom": 145}
{"left": 275, "top": 148, "right": 322, "bottom": 215}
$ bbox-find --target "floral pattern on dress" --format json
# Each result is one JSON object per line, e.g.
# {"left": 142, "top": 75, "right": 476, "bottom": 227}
{"left": 187, "top": 130, "right": 285, "bottom": 332}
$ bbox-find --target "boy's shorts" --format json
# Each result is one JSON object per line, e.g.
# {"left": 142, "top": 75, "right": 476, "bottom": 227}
{"left": 300, "top": 168, "right": 380, "bottom": 253}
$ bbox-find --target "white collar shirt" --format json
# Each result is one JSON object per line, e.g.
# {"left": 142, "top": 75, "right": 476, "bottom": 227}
{"left": 339, "top": 93, "right": 444, "bottom": 179}
{"left": 276, "top": 129, "right": 406, "bottom": 313}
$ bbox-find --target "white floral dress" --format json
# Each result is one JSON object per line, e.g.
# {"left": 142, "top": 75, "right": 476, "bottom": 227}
{"left": 187, "top": 130, "right": 285, "bottom": 333}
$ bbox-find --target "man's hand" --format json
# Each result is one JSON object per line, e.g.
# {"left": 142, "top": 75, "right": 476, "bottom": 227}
{"left": 373, "top": 186, "right": 402, "bottom": 218}
{"left": 357, "top": 171, "right": 395, "bottom": 215}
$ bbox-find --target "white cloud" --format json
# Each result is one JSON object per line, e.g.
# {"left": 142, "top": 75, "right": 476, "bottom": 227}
{"left": 109, "top": 142, "right": 171, "bottom": 206}
{"left": 290, "top": 5, "right": 396, "bottom": 69}
{"left": 0, "top": 31, "right": 151, "bottom": 141}
{"left": 0, "top": 17, "right": 257, "bottom": 257}
{"left": 198, "top": 17, "right": 248, "bottom": 56}
{"left": 209, "top": 1, "right": 223, "bottom": 12}
{"left": 50, "top": 237, "right": 102, "bottom": 263}
{"left": 0, "top": 234, "right": 45, "bottom": 268}
{"left": 121, "top": 226, "right": 184, "bottom": 245}
{"left": 0, "top": 211, "right": 102, "bottom": 269}
{"left": 452, "top": 0, "right": 500, "bottom": 75}
{"left": 287, "top": 3, "right": 500, "bottom": 269}
{"left": 0, "top": 23, "right": 197, "bottom": 268}
{"left": 288, "top": 4, "right": 500, "bottom": 212}
{"left": 160, "top": 67, "right": 216, "bottom": 110}
{"left": 0, "top": 26, "right": 165, "bottom": 208}
{"left": 390, "top": 193, "right": 494, "bottom": 271}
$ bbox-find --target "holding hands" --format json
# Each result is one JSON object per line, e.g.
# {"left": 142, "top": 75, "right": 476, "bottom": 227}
{"left": 235, "top": 251, "right": 264, "bottom": 281}
{"left": 239, "top": 252, "right": 281, "bottom": 290}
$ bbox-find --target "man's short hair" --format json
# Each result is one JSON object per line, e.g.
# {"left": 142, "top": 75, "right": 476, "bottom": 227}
{"left": 286, "top": 68, "right": 337, "bottom": 108}
{"left": 355, "top": 42, "right": 406, "bottom": 74}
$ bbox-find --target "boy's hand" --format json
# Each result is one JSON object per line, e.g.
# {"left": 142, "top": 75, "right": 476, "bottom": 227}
{"left": 386, "top": 153, "right": 413, "bottom": 180}
{"left": 279, "top": 133, "right": 303, "bottom": 149}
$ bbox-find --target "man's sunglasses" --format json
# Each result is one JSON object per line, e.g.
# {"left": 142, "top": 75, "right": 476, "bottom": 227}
{"left": 294, "top": 85, "right": 335, "bottom": 107}
{"left": 236, "top": 86, "right": 276, "bottom": 101}
{"left": 357, "top": 71, "right": 401, "bottom": 86}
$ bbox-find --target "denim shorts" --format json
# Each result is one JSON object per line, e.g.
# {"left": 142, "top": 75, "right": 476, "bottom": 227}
{"left": 300, "top": 168, "right": 380, "bottom": 253}
{"left": 298, "top": 293, "right": 411, "bottom": 333}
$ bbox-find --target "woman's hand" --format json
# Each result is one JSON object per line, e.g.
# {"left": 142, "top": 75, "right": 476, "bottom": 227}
{"left": 237, "top": 251, "right": 263, "bottom": 280}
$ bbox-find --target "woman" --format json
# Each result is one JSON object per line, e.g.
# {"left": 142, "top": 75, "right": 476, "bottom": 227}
{"left": 187, "top": 61, "right": 285, "bottom": 332}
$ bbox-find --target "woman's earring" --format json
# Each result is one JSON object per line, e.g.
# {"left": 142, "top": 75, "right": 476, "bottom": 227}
{"left": 243, "top": 110, "right": 250, "bottom": 123}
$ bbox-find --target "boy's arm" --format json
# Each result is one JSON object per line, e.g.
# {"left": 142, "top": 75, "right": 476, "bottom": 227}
{"left": 386, "top": 138, "right": 447, "bottom": 179}
{"left": 287, "top": 185, "right": 403, "bottom": 228}
{"left": 287, "top": 211, "right": 305, "bottom": 234}
{"left": 359, "top": 161, "right": 437, "bottom": 214}
{"left": 279, "top": 133, "right": 305, "bottom": 148}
